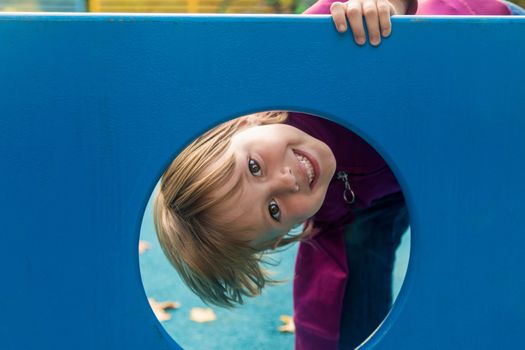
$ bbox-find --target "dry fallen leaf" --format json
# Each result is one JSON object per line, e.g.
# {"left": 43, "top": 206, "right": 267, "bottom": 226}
{"left": 139, "top": 240, "right": 151, "bottom": 254}
{"left": 148, "top": 297, "right": 180, "bottom": 322}
{"left": 189, "top": 307, "right": 217, "bottom": 323}
{"left": 278, "top": 315, "right": 295, "bottom": 333}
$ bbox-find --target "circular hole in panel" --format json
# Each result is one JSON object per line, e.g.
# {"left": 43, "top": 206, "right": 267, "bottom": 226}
{"left": 139, "top": 111, "right": 411, "bottom": 350}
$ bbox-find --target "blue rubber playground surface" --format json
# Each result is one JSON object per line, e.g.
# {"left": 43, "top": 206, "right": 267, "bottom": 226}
{"left": 139, "top": 188, "right": 410, "bottom": 350}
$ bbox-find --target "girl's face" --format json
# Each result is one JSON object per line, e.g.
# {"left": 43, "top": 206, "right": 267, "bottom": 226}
{"left": 216, "top": 123, "right": 336, "bottom": 247}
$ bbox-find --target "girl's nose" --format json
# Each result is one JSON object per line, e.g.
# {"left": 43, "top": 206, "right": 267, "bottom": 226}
{"left": 271, "top": 167, "right": 299, "bottom": 194}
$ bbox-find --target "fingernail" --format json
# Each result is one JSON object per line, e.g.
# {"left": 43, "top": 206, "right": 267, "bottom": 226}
{"left": 356, "top": 37, "right": 365, "bottom": 45}
{"left": 382, "top": 29, "right": 391, "bottom": 37}
{"left": 338, "top": 24, "right": 346, "bottom": 32}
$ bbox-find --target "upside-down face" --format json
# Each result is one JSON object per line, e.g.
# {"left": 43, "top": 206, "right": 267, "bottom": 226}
{"left": 213, "top": 123, "right": 336, "bottom": 247}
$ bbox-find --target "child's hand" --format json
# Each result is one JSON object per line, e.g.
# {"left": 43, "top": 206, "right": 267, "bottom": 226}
{"left": 330, "top": 0, "right": 408, "bottom": 46}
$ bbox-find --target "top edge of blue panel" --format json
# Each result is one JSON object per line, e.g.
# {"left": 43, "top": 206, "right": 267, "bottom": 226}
{"left": 0, "top": 13, "right": 523, "bottom": 23}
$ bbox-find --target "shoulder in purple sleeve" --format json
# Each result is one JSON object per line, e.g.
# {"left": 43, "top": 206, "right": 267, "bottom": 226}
{"left": 416, "top": 0, "right": 511, "bottom": 15}
{"left": 303, "top": 0, "right": 512, "bottom": 16}
{"left": 303, "top": 0, "right": 418, "bottom": 15}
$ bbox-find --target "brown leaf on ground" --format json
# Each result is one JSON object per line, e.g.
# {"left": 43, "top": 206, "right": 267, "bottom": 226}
{"left": 189, "top": 307, "right": 217, "bottom": 323}
{"left": 148, "top": 297, "right": 180, "bottom": 322}
{"left": 139, "top": 240, "right": 151, "bottom": 254}
{"left": 278, "top": 315, "right": 295, "bottom": 333}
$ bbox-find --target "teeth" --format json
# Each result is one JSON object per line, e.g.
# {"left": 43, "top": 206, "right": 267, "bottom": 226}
{"left": 295, "top": 152, "right": 315, "bottom": 184}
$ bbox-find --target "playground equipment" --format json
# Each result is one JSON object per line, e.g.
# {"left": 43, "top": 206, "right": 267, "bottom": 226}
{"left": 0, "top": 0, "right": 85, "bottom": 12}
{"left": 88, "top": 0, "right": 279, "bottom": 13}
{"left": 0, "top": 13, "right": 524, "bottom": 350}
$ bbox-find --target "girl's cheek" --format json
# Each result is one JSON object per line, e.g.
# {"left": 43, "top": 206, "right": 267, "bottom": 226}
{"left": 286, "top": 196, "right": 316, "bottom": 221}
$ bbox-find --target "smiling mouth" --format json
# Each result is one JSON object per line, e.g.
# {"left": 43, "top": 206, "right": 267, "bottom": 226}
{"left": 293, "top": 150, "right": 317, "bottom": 188}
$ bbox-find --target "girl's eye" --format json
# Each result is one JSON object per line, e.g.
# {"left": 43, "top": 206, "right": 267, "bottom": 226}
{"left": 248, "top": 159, "right": 262, "bottom": 176}
{"left": 268, "top": 200, "right": 281, "bottom": 222}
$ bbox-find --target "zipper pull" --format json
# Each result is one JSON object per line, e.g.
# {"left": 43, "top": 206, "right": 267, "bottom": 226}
{"left": 336, "top": 171, "right": 356, "bottom": 204}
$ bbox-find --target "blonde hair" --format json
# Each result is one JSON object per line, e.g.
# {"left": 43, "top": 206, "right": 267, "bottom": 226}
{"left": 154, "top": 111, "right": 312, "bottom": 307}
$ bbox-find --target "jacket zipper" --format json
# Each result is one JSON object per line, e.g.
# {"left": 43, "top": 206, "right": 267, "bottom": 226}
{"left": 336, "top": 171, "right": 356, "bottom": 204}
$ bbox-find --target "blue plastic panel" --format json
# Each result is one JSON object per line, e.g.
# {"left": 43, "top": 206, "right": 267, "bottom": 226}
{"left": 0, "top": 14, "right": 524, "bottom": 349}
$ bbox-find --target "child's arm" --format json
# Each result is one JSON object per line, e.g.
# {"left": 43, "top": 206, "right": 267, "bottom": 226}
{"left": 329, "top": 0, "right": 413, "bottom": 46}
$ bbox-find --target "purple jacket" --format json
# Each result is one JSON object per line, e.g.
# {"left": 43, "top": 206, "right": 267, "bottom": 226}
{"left": 287, "top": 112, "right": 401, "bottom": 349}
{"left": 291, "top": 2, "right": 511, "bottom": 349}
{"left": 304, "top": 0, "right": 510, "bottom": 16}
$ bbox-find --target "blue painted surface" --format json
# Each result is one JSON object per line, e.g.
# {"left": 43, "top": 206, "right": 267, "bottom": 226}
{"left": 0, "top": 14, "right": 524, "bottom": 350}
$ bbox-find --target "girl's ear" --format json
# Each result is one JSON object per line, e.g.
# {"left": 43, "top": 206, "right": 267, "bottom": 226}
{"left": 238, "top": 114, "right": 261, "bottom": 128}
